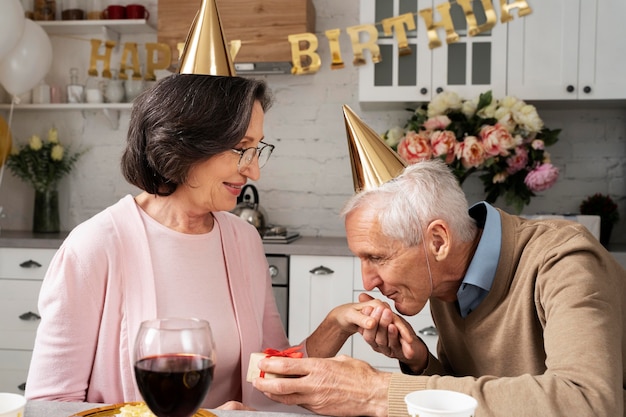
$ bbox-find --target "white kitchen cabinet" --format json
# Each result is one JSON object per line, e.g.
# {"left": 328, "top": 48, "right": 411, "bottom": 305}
{"left": 288, "top": 255, "right": 354, "bottom": 356}
{"left": 0, "top": 247, "right": 56, "bottom": 394}
{"left": 358, "top": 0, "right": 507, "bottom": 103}
{"left": 352, "top": 258, "right": 438, "bottom": 372}
{"left": 507, "top": 0, "right": 626, "bottom": 100}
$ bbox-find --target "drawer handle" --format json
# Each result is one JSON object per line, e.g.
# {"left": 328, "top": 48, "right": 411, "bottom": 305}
{"left": 418, "top": 326, "right": 438, "bottom": 336}
{"left": 19, "top": 311, "right": 41, "bottom": 321}
{"left": 20, "top": 259, "right": 42, "bottom": 269}
{"left": 309, "top": 265, "right": 334, "bottom": 275}
{"left": 18, "top": 382, "right": 26, "bottom": 391}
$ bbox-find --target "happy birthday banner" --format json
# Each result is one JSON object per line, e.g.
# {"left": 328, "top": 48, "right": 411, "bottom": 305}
{"left": 87, "top": 0, "right": 532, "bottom": 79}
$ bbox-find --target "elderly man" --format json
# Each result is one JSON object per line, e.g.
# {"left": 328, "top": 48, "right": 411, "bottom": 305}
{"left": 252, "top": 159, "right": 625, "bottom": 417}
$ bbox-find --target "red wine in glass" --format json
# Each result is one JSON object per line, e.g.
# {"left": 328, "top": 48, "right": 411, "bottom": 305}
{"left": 135, "top": 353, "right": 215, "bottom": 417}
{"left": 134, "top": 318, "right": 216, "bottom": 417}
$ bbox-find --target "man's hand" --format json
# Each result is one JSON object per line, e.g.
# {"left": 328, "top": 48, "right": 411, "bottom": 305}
{"left": 357, "top": 293, "right": 429, "bottom": 373}
{"left": 252, "top": 355, "right": 391, "bottom": 417}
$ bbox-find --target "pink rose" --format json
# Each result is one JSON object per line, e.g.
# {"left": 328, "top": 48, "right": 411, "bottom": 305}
{"left": 397, "top": 131, "right": 432, "bottom": 164}
{"left": 422, "top": 115, "right": 451, "bottom": 131}
{"left": 531, "top": 139, "right": 545, "bottom": 150}
{"left": 480, "top": 124, "right": 515, "bottom": 157}
{"left": 429, "top": 130, "right": 457, "bottom": 164}
{"left": 524, "top": 163, "right": 559, "bottom": 192}
{"left": 455, "top": 136, "right": 485, "bottom": 169}
{"left": 506, "top": 146, "right": 529, "bottom": 174}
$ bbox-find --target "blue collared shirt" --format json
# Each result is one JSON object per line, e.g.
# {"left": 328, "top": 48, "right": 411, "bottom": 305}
{"left": 456, "top": 202, "right": 502, "bottom": 318}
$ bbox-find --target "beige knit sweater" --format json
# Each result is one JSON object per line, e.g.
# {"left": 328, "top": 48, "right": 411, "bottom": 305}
{"left": 388, "top": 210, "right": 625, "bottom": 417}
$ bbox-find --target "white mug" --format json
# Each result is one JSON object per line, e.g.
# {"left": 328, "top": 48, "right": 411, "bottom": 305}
{"left": 405, "top": 390, "right": 478, "bottom": 417}
{"left": 0, "top": 392, "right": 26, "bottom": 417}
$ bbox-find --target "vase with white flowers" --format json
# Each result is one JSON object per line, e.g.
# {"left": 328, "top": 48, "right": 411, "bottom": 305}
{"left": 6, "top": 128, "right": 85, "bottom": 233}
{"left": 383, "top": 90, "right": 561, "bottom": 213}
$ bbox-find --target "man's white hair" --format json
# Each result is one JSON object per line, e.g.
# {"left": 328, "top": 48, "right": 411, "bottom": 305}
{"left": 341, "top": 159, "right": 477, "bottom": 246}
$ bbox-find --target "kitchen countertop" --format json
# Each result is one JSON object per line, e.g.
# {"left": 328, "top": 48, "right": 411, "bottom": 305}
{"left": 2, "top": 229, "right": 623, "bottom": 257}
{"left": 0, "top": 230, "right": 352, "bottom": 257}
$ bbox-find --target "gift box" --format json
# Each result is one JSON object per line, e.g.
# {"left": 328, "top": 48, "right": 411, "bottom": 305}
{"left": 245, "top": 347, "right": 303, "bottom": 382}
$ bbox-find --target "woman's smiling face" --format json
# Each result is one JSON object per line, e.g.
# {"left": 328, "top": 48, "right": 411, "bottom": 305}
{"left": 179, "top": 100, "right": 265, "bottom": 213}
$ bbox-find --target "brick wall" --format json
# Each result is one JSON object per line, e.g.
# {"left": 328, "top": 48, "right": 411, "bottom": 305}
{"left": 1, "top": 0, "right": 624, "bottom": 245}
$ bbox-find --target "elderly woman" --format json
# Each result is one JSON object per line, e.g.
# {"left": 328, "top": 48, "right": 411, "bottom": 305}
{"left": 25, "top": 74, "right": 373, "bottom": 411}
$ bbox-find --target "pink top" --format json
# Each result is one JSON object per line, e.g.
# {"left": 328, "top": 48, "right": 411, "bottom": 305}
{"left": 25, "top": 195, "right": 302, "bottom": 412}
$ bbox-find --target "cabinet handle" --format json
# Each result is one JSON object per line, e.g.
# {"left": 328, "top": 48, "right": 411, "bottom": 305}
{"left": 18, "top": 382, "right": 26, "bottom": 391}
{"left": 435, "top": 87, "right": 443, "bottom": 94}
{"left": 566, "top": 85, "right": 575, "bottom": 93}
{"left": 419, "top": 87, "right": 428, "bottom": 95}
{"left": 269, "top": 265, "right": 279, "bottom": 278}
{"left": 309, "top": 265, "right": 334, "bottom": 275}
{"left": 19, "top": 311, "right": 41, "bottom": 321}
{"left": 19, "top": 259, "right": 42, "bottom": 269}
{"left": 418, "top": 325, "right": 438, "bottom": 336}
{"left": 583, "top": 86, "right": 592, "bottom": 94}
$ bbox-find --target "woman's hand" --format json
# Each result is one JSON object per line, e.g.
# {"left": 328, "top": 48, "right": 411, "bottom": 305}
{"left": 305, "top": 297, "right": 397, "bottom": 357}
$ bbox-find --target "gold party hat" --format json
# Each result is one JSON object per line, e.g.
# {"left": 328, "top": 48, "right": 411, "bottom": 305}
{"left": 178, "top": 0, "right": 236, "bottom": 76}
{"left": 343, "top": 105, "right": 407, "bottom": 193}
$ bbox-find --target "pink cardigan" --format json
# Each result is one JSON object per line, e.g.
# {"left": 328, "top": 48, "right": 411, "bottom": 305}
{"left": 26, "top": 195, "right": 295, "bottom": 411}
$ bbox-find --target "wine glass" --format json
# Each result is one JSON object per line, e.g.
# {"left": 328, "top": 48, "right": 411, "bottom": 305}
{"left": 134, "top": 317, "right": 216, "bottom": 417}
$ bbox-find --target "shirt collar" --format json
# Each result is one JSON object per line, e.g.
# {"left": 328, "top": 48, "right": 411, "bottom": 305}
{"left": 456, "top": 201, "right": 502, "bottom": 316}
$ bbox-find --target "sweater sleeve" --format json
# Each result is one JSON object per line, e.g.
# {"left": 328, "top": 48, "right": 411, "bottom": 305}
{"left": 25, "top": 230, "right": 108, "bottom": 401}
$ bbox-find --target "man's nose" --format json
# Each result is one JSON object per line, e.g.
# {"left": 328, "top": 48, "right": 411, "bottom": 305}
{"left": 360, "top": 262, "right": 380, "bottom": 291}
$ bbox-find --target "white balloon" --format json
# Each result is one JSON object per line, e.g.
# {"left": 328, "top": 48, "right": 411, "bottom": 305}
{"left": 0, "top": 19, "right": 53, "bottom": 97}
{"left": 0, "top": 0, "right": 26, "bottom": 62}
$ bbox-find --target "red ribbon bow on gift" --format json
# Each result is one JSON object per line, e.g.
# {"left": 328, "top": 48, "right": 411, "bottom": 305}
{"left": 259, "top": 346, "right": 303, "bottom": 378}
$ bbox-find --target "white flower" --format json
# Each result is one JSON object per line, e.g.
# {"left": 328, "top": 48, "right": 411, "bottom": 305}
{"left": 51, "top": 144, "right": 64, "bottom": 161}
{"left": 461, "top": 99, "right": 478, "bottom": 119}
{"left": 29, "top": 135, "right": 42, "bottom": 151}
{"left": 478, "top": 100, "right": 498, "bottom": 119}
{"left": 383, "top": 126, "right": 405, "bottom": 148}
{"left": 48, "top": 128, "right": 59, "bottom": 144}
{"left": 514, "top": 104, "right": 543, "bottom": 133}
{"left": 428, "top": 91, "right": 462, "bottom": 117}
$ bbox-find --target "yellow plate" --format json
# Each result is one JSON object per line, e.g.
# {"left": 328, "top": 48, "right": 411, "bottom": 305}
{"left": 70, "top": 402, "right": 217, "bottom": 417}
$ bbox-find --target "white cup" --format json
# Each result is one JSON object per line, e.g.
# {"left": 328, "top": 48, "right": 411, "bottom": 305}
{"left": 32, "top": 84, "right": 51, "bottom": 104}
{"left": 0, "top": 393, "right": 27, "bottom": 417}
{"left": 124, "top": 78, "right": 145, "bottom": 102}
{"left": 85, "top": 88, "right": 103, "bottom": 103}
{"left": 405, "top": 390, "right": 477, "bottom": 417}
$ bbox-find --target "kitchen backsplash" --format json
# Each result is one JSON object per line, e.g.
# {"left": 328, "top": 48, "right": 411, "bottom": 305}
{"left": 0, "top": 0, "right": 624, "bottom": 245}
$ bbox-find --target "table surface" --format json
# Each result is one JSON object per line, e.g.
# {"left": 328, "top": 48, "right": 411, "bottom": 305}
{"left": 25, "top": 400, "right": 315, "bottom": 417}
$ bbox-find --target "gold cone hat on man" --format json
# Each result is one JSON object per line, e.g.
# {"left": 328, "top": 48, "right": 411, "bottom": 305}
{"left": 343, "top": 105, "right": 407, "bottom": 193}
{"left": 178, "top": 0, "right": 236, "bottom": 76}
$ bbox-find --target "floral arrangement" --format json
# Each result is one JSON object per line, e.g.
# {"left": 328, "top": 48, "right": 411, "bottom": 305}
{"left": 6, "top": 128, "right": 85, "bottom": 193}
{"left": 580, "top": 193, "right": 619, "bottom": 225}
{"left": 383, "top": 90, "right": 561, "bottom": 212}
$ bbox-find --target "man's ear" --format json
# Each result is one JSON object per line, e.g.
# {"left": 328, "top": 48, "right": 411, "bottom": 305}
{"left": 428, "top": 220, "right": 450, "bottom": 261}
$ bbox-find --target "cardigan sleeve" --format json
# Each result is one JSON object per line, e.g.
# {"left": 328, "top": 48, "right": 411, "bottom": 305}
{"left": 25, "top": 225, "right": 110, "bottom": 401}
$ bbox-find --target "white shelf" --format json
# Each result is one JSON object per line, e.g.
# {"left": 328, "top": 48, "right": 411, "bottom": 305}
{"left": 0, "top": 103, "right": 131, "bottom": 129}
{"left": 0, "top": 103, "right": 131, "bottom": 111}
{"left": 37, "top": 19, "right": 155, "bottom": 35}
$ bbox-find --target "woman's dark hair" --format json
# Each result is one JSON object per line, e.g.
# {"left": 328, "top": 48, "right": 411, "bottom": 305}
{"left": 121, "top": 74, "right": 272, "bottom": 195}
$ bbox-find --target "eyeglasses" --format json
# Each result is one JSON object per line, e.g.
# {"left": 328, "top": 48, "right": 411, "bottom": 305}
{"left": 231, "top": 141, "right": 275, "bottom": 172}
